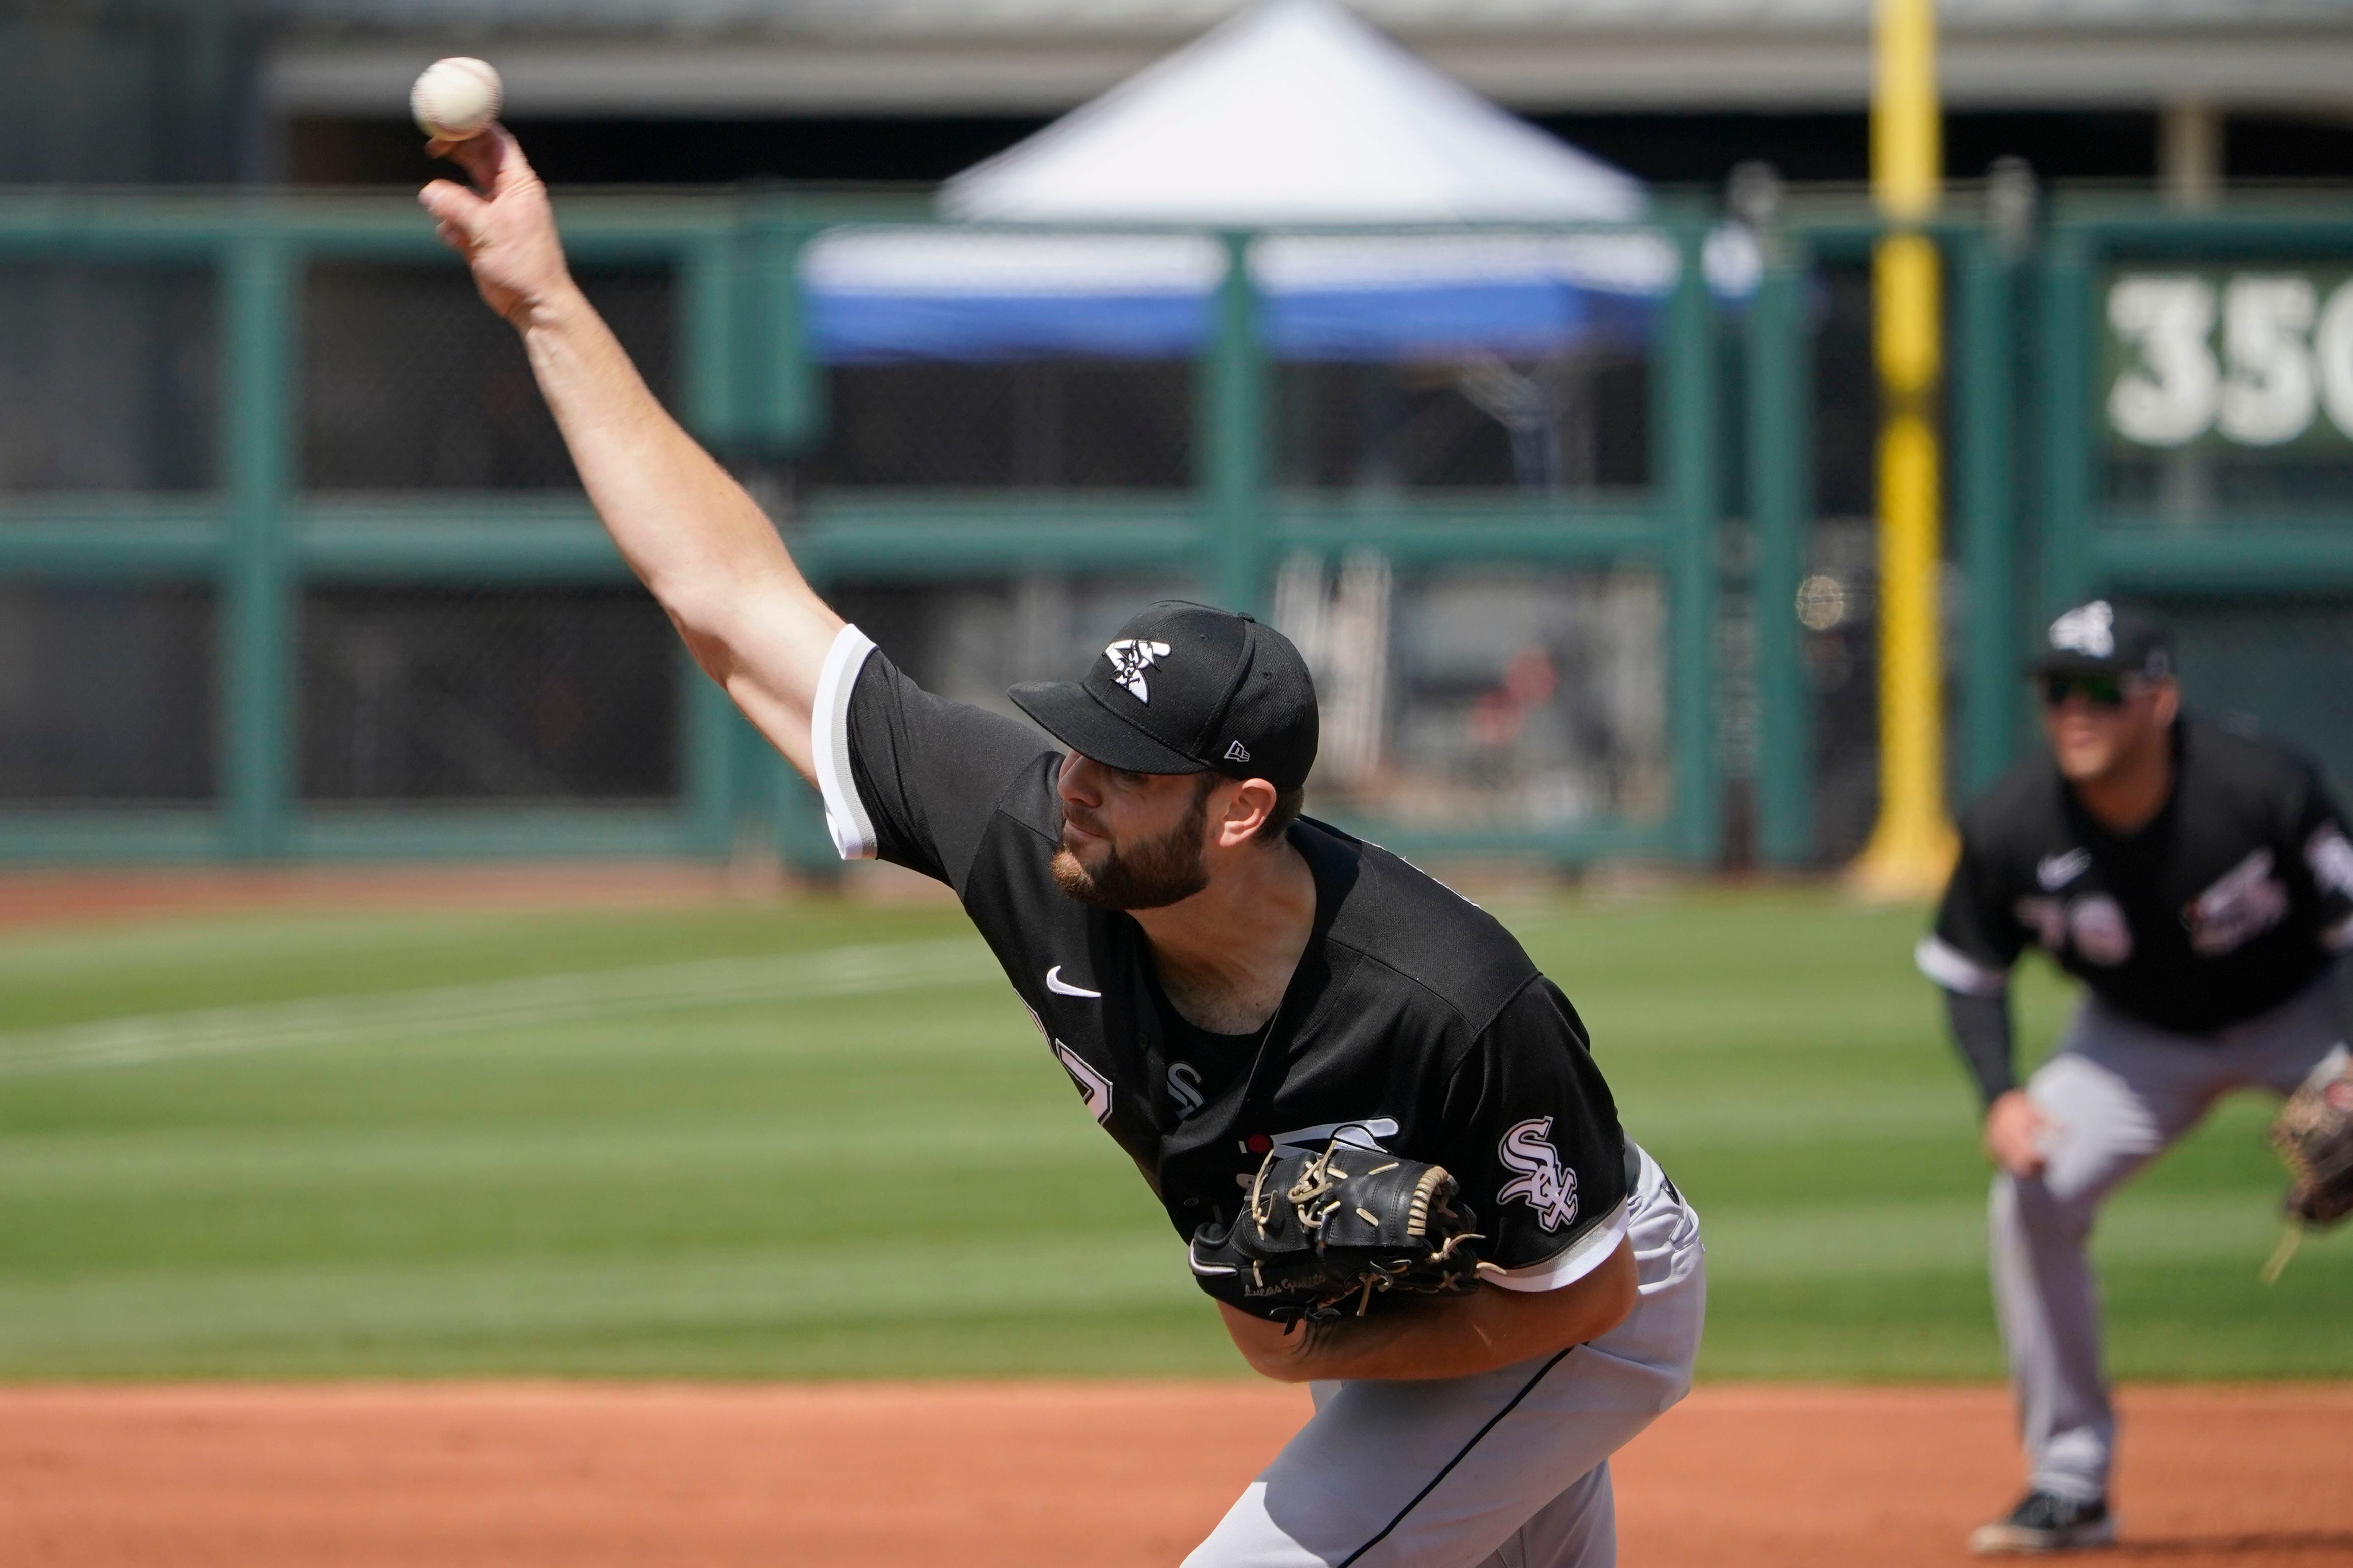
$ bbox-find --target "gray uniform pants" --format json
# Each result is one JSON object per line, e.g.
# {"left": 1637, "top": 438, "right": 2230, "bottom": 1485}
{"left": 1186, "top": 1146, "right": 1705, "bottom": 1568}
{"left": 1992, "top": 976, "right": 2346, "bottom": 1502}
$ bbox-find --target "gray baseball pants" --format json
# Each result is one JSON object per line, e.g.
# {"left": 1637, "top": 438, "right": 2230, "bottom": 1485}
{"left": 1185, "top": 1146, "right": 1705, "bottom": 1568}
{"left": 1992, "top": 975, "right": 2346, "bottom": 1502}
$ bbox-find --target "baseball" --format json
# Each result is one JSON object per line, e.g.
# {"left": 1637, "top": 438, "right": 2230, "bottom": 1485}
{"left": 411, "top": 57, "right": 502, "bottom": 141}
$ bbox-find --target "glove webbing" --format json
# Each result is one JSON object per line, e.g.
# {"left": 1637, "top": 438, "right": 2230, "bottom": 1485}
{"left": 1242, "top": 1140, "right": 1484, "bottom": 1315}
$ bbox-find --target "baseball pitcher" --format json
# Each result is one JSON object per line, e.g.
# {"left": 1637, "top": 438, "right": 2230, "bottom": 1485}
{"left": 421, "top": 130, "right": 1704, "bottom": 1567}
{"left": 1919, "top": 600, "right": 2353, "bottom": 1554}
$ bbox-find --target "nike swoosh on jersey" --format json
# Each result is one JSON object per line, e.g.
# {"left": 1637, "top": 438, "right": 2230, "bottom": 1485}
{"left": 1045, "top": 966, "right": 1102, "bottom": 998}
{"left": 2037, "top": 849, "right": 2091, "bottom": 890}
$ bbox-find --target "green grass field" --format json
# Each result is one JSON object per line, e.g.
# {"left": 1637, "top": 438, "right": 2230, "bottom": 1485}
{"left": 2, "top": 885, "right": 2344, "bottom": 1382}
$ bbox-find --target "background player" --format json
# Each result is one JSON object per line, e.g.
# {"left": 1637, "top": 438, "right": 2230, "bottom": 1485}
{"left": 1918, "top": 600, "right": 2353, "bottom": 1554}
{"left": 420, "top": 127, "right": 1704, "bottom": 1567}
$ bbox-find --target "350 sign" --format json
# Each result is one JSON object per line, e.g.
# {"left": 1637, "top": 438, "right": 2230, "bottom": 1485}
{"left": 2105, "top": 269, "right": 2353, "bottom": 449}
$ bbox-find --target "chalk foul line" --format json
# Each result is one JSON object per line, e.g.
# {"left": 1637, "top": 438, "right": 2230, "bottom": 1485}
{"left": 0, "top": 938, "right": 1000, "bottom": 1076}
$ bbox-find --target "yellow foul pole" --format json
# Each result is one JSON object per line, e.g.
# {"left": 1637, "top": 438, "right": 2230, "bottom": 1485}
{"left": 1849, "top": 0, "right": 1959, "bottom": 900}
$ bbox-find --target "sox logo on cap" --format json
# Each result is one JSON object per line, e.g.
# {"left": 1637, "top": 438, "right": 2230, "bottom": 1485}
{"left": 2049, "top": 601, "right": 2116, "bottom": 659}
{"left": 1104, "top": 639, "right": 1172, "bottom": 704}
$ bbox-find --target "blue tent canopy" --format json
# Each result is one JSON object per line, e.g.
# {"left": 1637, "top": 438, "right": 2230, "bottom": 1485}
{"left": 795, "top": 1, "right": 1775, "bottom": 367}
{"left": 801, "top": 231, "right": 1682, "bottom": 364}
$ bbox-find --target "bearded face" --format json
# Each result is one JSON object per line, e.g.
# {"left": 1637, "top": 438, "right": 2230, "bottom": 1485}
{"left": 1050, "top": 774, "right": 1215, "bottom": 911}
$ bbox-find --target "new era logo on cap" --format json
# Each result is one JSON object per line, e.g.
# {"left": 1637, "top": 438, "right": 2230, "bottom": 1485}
{"left": 1007, "top": 601, "right": 1319, "bottom": 790}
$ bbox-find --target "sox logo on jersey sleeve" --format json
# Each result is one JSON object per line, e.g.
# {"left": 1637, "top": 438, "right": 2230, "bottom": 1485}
{"left": 1497, "top": 1116, "right": 1579, "bottom": 1232}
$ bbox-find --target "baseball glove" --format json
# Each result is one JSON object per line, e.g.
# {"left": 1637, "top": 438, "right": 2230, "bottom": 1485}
{"left": 1187, "top": 1137, "right": 1485, "bottom": 1324}
{"left": 2269, "top": 1055, "right": 2353, "bottom": 1228}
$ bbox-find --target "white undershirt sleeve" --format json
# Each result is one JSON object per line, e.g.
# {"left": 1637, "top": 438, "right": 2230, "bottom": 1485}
{"left": 1482, "top": 1198, "right": 1631, "bottom": 1293}
{"left": 1915, "top": 934, "right": 2012, "bottom": 996}
{"left": 810, "top": 624, "right": 879, "bottom": 861}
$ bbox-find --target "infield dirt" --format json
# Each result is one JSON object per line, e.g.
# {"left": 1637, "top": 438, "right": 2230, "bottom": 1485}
{"left": 3, "top": 1383, "right": 2348, "bottom": 1567}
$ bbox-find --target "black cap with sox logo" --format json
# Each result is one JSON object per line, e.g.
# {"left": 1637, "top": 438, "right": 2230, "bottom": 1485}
{"left": 1009, "top": 600, "right": 1319, "bottom": 791}
{"left": 2031, "top": 599, "right": 2172, "bottom": 681}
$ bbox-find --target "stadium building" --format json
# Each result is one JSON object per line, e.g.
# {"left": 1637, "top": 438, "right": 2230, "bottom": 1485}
{"left": 10, "top": 0, "right": 2353, "bottom": 190}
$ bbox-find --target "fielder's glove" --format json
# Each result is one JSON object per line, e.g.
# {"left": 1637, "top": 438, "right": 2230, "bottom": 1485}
{"left": 1188, "top": 1137, "right": 1485, "bottom": 1324}
{"left": 2269, "top": 1055, "right": 2353, "bottom": 1228}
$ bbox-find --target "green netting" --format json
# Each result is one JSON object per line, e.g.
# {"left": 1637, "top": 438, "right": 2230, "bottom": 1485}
{"left": 0, "top": 584, "right": 215, "bottom": 801}
{"left": 299, "top": 586, "right": 678, "bottom": 803}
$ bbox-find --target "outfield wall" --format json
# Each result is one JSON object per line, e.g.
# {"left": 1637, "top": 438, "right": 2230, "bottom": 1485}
{"left": 3, "top": 188, "right": 2350, "bottom": 867}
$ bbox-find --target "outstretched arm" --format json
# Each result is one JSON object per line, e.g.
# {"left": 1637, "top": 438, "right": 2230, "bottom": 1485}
{"left": 418, "top": 129, "right": 842, "bottom": 778}
{"left": 1216, "top": 1237, "right": 1637, "bottom": 1383}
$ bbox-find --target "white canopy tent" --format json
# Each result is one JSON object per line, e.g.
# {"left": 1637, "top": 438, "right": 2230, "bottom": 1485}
{"left": 937, "top": 0, "right": 1644, "bottom": 227}
{"left": 803, "top": 0, "right": 1708, "bottom": 364}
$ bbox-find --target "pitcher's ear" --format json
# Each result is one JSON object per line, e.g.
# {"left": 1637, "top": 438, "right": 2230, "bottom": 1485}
{"left": 1216, "top": 777, "right": 1278, "bottom": 848}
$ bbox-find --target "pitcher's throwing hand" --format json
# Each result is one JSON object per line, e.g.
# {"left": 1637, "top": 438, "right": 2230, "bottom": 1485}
{"left": 421, "top": 130, "right": 572, "bottom": 330}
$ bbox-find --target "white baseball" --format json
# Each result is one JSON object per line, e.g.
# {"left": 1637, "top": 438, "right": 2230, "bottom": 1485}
{"left": 411, "top": 57, "right": 502, "bottom": 141}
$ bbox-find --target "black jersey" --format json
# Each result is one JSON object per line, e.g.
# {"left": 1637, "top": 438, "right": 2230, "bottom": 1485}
{"left": 1921, "top": 716, "right": 2353, "bottom": 1035}
{"left": 816, "top": 628, "right": 1634, "bottom": 1294}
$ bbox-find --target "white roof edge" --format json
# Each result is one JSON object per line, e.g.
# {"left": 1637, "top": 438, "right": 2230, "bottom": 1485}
{"left": 267, "top": 26, "right": 2353, "bottom": 118}
{"left": 266, "top": 0, "right": 2353, "bottom": 37}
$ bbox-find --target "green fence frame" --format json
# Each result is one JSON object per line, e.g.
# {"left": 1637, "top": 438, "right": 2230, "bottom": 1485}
{"left": 1744, "top": 231, "right": 1813, "bottom": 867}
{"left": 0, "top": 193, "right": 1723, "bottom": 867}
{"left": 1748, "top": 198, "right": 2353, "bottom": 868}
{"left": 1746, "top": 216, "right": 2021, "bottom": 865}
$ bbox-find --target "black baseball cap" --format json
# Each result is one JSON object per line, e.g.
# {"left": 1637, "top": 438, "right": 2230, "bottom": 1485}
{"left": 1009, "top": 601, "right": 1320, "bottom": 791}
{"left": 2030, "top": 599, "right": 2173, "bottom": 681}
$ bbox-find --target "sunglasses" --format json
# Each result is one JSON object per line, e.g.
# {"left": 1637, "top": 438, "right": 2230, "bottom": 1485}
{"left": 2041, "top": 673, "right": 2127, "bottom": 709}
